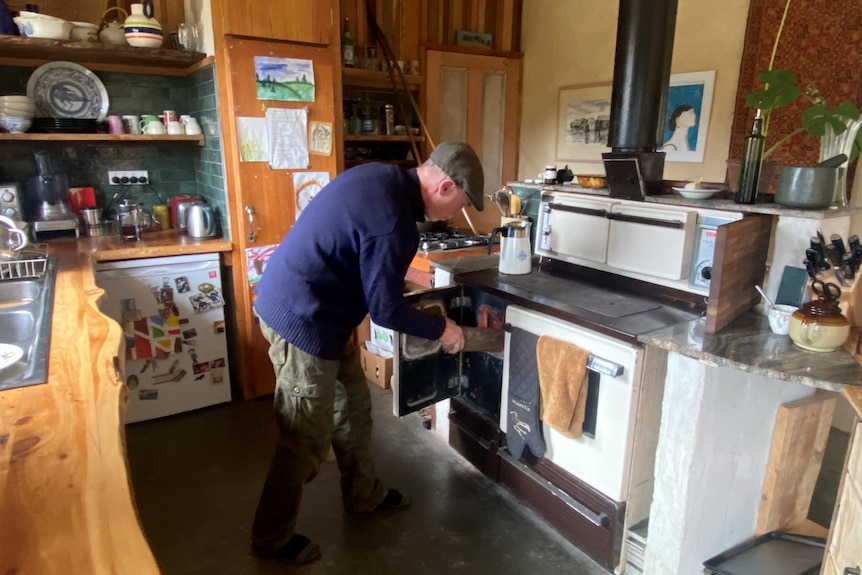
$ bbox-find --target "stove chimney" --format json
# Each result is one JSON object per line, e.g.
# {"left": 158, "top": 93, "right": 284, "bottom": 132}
{"left": 602, "top": 0, "right": 678, "bottom": 200}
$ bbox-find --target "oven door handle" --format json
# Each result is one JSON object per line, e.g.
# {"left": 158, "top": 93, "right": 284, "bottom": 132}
{"left": 499, "top": 450, "right": 610, "bottom": 528}
{"left": 547, "top": 203, "right": 608, "bottom": 218}
{"left": 606, "top": 212, "right": 684, "bottom": 229}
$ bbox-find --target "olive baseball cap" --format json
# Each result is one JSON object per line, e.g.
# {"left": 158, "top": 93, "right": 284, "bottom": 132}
{"left": 429, "top": 142, "right": 485, "bottom": 211}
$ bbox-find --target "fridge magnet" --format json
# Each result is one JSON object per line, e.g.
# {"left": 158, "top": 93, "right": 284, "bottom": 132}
{"left": 266, "top": 107, "right": 309, "bottom": 169}
{"left": 213, "top": 320, "right": 225, "bottom": 334}
{"left": 659, "top": 71, "right": 715, "bottom": 163}
{"left": 293, "top": 171, "right": 330, "bottom": 221}
{"left": 198, "top": 282, "right": 214, "bottom": 293}
{"left": 182, "top": 328, "right": 197, "bottom": 340}
{"left": 139, "top": 389, "right": 158, "bottom": 400}
{"left": 158, "top": 286, "right": 174, "bottom": 304}
{"left": 193, "top": 361, "right": 209, "bottom": 375}
{"left": 175, "top": 276, "right": 190, "bottom": 293}
{"left": 236, "top": 117, "right": 270, "bottom": 162}
{"left": 254, "top": 56, "right": 315, "bottom": 102}
{"left": 309, "top": 121, "right": 332, "bottom": 156}
{"left": 126, "top": 374, "right": 139, "bottom": 391}
{"left": 188, "top": 348, "right": 198, "bottom": 364}
{"left": 210, "top": 358, "right": 226, "bottom": 384}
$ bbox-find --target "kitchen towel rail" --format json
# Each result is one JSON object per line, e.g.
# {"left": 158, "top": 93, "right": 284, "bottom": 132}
{"left": 502, "top": 323, "right": 625, "bottom": 378}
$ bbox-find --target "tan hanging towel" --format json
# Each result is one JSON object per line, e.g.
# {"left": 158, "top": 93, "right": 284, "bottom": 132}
{"left": 536, "top": 335, "right": 590, "bottom": 438}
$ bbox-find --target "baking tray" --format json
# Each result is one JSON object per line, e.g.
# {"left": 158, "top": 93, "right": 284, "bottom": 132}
{"left": 703, "top": 531, "right": 825, "bottom": 575}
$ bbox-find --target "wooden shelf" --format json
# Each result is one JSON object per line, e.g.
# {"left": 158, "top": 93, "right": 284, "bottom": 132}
{"left": 0, "top": 36, "right": 209, "bottom": 76}
{"left": 342, "top": 67, "right": 423, "bottom": 90}
{"left": 0, "top": 133, "right": 205, "bottom": 146}
{"left": 344, "top": 135, "right": 424, "bottom": 143}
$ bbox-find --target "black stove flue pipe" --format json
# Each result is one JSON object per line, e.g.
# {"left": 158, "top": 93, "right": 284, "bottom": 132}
{"left": 603, "top": 0, "right": 679, "bottom": 199}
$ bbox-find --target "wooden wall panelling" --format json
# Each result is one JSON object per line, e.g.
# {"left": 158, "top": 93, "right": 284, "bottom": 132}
{"left": 423, "top": 0, "right": 521, "bottom": 51}
{"left": 218, "top": 0, "right": 332, "bottom": 44}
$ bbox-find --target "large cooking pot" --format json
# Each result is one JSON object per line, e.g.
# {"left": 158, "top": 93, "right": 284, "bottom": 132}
{"left": 0, "top": 215, "right": 28, "bottom": 260}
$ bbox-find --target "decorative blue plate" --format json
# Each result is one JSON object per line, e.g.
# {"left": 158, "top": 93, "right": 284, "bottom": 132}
{"left": 26, "top": 61, "right": 109, "bottom": 121}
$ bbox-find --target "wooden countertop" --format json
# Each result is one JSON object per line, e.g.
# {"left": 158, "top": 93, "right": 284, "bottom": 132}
{"left": 0, "top": 232, "right": 231, "bottom": 573}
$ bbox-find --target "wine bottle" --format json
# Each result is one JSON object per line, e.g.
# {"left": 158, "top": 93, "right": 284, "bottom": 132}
{"left": 341, "top": 18, "right": 355, "bottom": 68}
{"left": 735, "top": 109, "right": 766, "bottom": 204}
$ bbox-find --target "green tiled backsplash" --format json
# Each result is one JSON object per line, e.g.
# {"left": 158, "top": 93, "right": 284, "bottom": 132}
{"left": 0, "top": 63, "right": 230, "bottom": 239}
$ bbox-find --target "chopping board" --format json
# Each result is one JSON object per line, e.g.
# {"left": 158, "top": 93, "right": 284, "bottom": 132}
{"left": 411, "top": 245, "right": 499, "bottom": 272}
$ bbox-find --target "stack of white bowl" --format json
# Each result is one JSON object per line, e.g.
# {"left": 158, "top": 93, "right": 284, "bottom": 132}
{"left": 0, "top": 96, "right": 36, "bottom": 134}
{"left": 12, "top": 11, "right": 73, "bottom": 40}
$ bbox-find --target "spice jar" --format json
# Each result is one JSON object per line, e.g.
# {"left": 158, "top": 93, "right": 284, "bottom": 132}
{"left": 542, "top": 165, "right": 557, "bottom": 185}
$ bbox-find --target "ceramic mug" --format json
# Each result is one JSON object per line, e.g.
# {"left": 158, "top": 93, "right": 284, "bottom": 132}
{"left": 163, "top": 110, "right": 178, "bottom": 125}
{"left": 106, "top": 114, "right": 124, "bottom": 135}
{"left": 139, "top": 114, "right": 159, "bottom": 132}
{"left": 166, "top": 120, "right": 184, "bottom": 135}
{"left": 184, "top": 118, "right": 202, "bottom": 135}
{"left": 122, "top": 114, "right": 141, "bottom": 134}
{"left": 143, "top": 120, "right": 166, "bottom": 135}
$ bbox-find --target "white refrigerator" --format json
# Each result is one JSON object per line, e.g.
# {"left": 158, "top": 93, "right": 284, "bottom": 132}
{"left": 95, "top": 253, "right": 232, "bottom": 423}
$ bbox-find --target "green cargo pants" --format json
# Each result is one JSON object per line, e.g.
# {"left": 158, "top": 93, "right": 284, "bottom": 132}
{"left": 251, "top": 318, "right": 388, "bottom": 551}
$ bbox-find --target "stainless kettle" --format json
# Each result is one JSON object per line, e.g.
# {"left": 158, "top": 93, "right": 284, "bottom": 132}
{"left": 186, "top": 202, "right": 218, "bottom": 239}
{"left": 0, "top": 214, "right": 29, "bottom": 260}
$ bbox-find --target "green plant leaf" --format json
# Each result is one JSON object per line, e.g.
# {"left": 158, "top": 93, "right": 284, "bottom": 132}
{"left": 746, "top": 69, "right": 801, "bottom": 112}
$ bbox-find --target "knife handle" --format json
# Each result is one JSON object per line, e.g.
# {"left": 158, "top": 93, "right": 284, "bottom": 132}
{"left": 831, "top": 233, "right": 847, "bottom": 257}
{"left": 825, "top": 243, "right": 844, "bottom": 267}
{"left": 803, "top": 259, "right": 818, "bottom": 279}
{"left": 843, "top": 252, "right": 856, "bottom": 280}
{"left": 811, "top": 237, "right": 828, "bottom": 270}
{"left": 849, "top": 234, "right": 860, "bottom": 252}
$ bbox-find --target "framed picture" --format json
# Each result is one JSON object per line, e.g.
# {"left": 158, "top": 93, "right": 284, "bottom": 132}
{"left": 556, "top": 83, "right": 613, "bottom": 163}
{"left": 660, "top": 71, "right": 716, "bottom": 163}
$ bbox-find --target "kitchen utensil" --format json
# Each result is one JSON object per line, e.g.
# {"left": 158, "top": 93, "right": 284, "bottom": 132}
{"left": 577, "top": 175, "right": 607, "bottom": 189}
{"left": 488, "top": 219, "right": 531, "bottom": 275}
{"left": 788, "top": 281, "right": 849, "bottom": 352}
{"left": 494, "top": 189, "right": 509, "bottom": 217}
{"left": 556, "top": 165, "right": 574, "bottom": 183}
{"left": 767, "top": 304, "right": 796, "bottom": 335}
{"left": 774, "top": 165, "right": 838, "bottom": 209}
{"left": 754, "top": 285, "right": 775, "bottom": 309}
{"left": 830, "top": 233, "right": 847, "bottom": 257}
{"left": 186, "top": 202, "right": 218, "bottom": 239}
{"left": 0, "top": 214, "right": 29, "bottom": 260}
{"left": 815, "top": 153, "right": 848, "bottom": 168}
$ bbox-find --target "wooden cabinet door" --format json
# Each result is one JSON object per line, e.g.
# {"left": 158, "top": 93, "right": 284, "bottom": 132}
{"left": 219, "top": 36, "right": 340, "bottom": 398}
{"left": 216, "top": 0, "right": 333, "bottom": 44}
{"left": 822, "top": 417, "right": 862, "bottom": 575}
{"left": 425, "top": 49, "right": 522, "bottom": 235}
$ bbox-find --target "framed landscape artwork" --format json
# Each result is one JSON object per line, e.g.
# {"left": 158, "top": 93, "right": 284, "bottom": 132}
{"left": 660, "top": 71, "right": 716, "bottom": 163}
{"left": 556, "top": 82, "right": 612, "bottom": 163}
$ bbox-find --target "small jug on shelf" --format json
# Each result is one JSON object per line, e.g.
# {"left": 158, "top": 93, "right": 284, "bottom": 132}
{"left": 124, "top": 0, "right": 163, "bottom": 49}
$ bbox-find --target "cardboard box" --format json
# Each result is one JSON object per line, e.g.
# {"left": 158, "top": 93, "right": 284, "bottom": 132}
{"left": 355, "top": 315, "right": 371, "bottom": 357}
{"left": 361, "top": 346, "right": 393, "bottom": 389}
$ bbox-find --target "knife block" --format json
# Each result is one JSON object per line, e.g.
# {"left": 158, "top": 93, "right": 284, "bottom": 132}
{"left": 807, "top": 271, "right": 862, "bottom": 327}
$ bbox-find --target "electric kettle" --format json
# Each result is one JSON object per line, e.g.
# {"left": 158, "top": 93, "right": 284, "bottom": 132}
{"left": 186, "top": 202, "right": 218, "bottom": 239}
{"left": 488, "top": 219, "right": 532, "bottom": 275}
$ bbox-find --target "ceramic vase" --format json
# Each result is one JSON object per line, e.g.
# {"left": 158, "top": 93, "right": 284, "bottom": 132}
{"left": 819, "top": 116, "right": 862, "bottom": 208}
{"left": 124, "top": 2, "right": 163, "bottom": 49}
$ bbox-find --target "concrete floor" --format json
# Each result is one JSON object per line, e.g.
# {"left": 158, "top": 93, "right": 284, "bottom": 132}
{"left": 126, "top": 384, "right": 610, "bottom": 575}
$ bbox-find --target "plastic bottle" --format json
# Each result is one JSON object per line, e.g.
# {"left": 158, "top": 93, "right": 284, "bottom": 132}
{"left": 735, "top": 109, "right": 765, "bottom": 204}
{"left": 341, "top": 18, "right": 355, "bottom": 68}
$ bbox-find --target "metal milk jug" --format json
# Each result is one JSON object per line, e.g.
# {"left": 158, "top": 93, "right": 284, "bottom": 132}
{"left": 489, "top": 219, "right": 532, "bottom": 275}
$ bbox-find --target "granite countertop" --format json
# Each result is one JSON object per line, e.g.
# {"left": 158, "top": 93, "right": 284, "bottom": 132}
{"left": 639, "top": 311, "right": 862, "bottom": 391}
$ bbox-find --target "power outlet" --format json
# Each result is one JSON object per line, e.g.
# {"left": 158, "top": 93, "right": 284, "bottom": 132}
{"left": 108, "top": 170, "right": 149, "bottom": 185}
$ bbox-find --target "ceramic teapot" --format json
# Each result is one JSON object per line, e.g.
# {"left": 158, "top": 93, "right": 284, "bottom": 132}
{"left": 98, "top": 7, "right": 128, "bottom": 45}
{"left": 787, "top": 280, "right": 850, "bottom": 352}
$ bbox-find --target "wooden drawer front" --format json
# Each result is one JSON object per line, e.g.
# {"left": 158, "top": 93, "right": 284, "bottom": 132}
{"left": 606, "top": 205, "right": 695, "bottom": 280}
{"left": 497, "top": 449, "right": 624, "bottom": 570}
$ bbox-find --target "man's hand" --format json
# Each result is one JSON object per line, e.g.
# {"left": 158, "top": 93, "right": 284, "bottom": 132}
{"left": 439, "top": 317, "right": 465, "bottom": 354}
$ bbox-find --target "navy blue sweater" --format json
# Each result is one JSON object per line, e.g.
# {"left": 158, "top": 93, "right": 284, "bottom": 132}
{"left": 253, "top": 163, "right": 446, "bottom": 360}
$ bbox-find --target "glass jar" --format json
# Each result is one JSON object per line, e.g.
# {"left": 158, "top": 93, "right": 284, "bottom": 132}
{"left": 542, "top": 165, "right": 557, "bottom": 185}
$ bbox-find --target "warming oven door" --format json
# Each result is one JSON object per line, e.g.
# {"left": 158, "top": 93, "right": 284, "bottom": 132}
{"left": 501, "top": 305, "right": 643, "bottom": 502}
{"left": 536, "top": 191, "right": 617, "bottom": 265}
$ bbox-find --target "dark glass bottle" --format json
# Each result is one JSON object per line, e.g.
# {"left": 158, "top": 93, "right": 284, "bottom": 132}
{"left": 341, "top": 18, "right": 355, "bottom": 68}
{"left": 735, "top": 110, "right": 765, "bottom": 204}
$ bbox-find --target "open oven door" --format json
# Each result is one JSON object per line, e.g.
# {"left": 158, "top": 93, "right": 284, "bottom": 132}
{"left": 392, "top": 286, "right": 508, "bottom": 418}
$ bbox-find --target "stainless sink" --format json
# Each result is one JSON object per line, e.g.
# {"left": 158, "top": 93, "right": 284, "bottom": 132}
{"left": 0, "top": 257, "right": 56, "bottom": 390}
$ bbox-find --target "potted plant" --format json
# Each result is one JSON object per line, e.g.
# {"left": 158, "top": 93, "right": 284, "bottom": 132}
{"left": 734, "top": 0, "right": 862, "bottom": 201}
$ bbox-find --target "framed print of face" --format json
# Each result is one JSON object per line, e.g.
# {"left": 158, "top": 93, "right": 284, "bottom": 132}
{"left": 660, "top": 71, "right": 716, "bottom": 163}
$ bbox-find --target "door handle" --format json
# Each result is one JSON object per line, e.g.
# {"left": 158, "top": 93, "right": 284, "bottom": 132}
{"left": 245, "top": 205, "right": 256, "bottom": 243}
{"left": 844, "top": 567, "right": 860, "bottom": 575}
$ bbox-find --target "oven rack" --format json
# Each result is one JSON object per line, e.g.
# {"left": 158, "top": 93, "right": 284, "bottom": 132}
{"left": 0, "top": 245, "right": 49, "bottom": 280}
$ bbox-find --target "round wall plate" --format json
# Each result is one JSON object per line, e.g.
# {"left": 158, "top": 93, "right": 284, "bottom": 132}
{"left": 26, "top": 61, "right": 110, "bottom": 121}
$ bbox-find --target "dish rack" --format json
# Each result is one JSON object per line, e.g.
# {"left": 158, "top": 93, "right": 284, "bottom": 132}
{"left": 0, "top": 245, "right": 49, "bottom": 280}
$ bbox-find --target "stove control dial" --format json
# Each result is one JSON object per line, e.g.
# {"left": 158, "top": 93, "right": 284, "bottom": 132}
{"left": 696, "top": 261, "right": 712, "bottom": 282}
{"left": 1, "top": 206, "right": 19, "bottom": 218}
{"left": 1, "top": 190, "right": 14, "bottom": 202}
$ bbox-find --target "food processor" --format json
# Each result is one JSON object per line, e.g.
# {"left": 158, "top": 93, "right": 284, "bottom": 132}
{"left": 24, "top": 150, "right": 79, "bottom": 239}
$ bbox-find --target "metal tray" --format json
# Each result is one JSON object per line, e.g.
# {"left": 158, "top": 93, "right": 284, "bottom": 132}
{"left": 703, "top": 531, "right": 825, "bottom": 575}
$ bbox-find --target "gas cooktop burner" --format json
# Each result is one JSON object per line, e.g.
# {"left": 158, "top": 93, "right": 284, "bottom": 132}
{"left": 418, "top": 230, "right": 490, "bottom": 252}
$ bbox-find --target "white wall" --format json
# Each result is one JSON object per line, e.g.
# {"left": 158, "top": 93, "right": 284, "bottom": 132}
{"left": 518, "top": 0, "right": 751, "bottom": 185}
